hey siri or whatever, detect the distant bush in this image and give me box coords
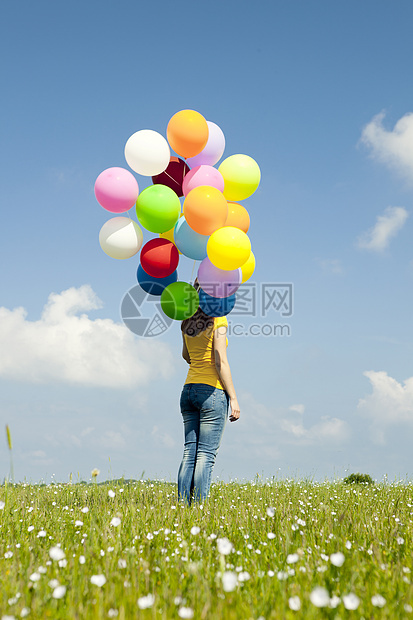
[344,472,374,485]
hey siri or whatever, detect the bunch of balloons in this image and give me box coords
[94,109,260,322]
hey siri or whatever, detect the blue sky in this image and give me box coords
[1,0,413,483]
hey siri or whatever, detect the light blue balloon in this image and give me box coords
[174,217,209,260]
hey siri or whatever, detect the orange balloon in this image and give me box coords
[183,186,228,236]
[225,202,250,233]
[167,110,209,158]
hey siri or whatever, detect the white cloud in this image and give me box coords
[357,206,408,252]
[358,371,413,425]
[97,430,127,450]
[151,426,176,449]
[0,285,174,388]
[289,404,305,415]
[316,259,344,275]
[361,111,413,182]
[236,392,349,449]
[280,416,349,445]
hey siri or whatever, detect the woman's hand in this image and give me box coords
[229,397,240,422]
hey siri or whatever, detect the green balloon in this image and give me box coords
[136,184,181,233]
[161,282,199,321]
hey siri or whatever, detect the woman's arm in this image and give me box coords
[213,325,240,422]
[182,333,191,364]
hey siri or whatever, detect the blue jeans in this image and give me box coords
[178,384,229,505]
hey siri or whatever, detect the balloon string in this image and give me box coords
[190,260,196,285]
[164,171,180,188]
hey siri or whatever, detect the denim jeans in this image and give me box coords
[178,383,229,505]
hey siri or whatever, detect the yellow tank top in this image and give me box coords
[184,316,228,390]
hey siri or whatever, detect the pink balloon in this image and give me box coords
[197,257,241,298]
[94,167,139,213]
[186,121,226,168]
[182,165,224,197]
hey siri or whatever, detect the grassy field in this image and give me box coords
[0,478,412,619]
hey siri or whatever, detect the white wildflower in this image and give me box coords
[90,575,106,587]
[190,526,200,535]
[345,540,352,549]
[238,571,250,582]
[310,587,330,607]
[79,555,85,564]
[118,559,127,569]
[267,532,276,539]
[81,507,89,513]
[37,531,46,538]
[222,571,237,592]
[29,573,41,582]
[21,608,30,617]
[137,594,155,609]
[0,501,5,510]
[4,551,13,559]
[286,553,299,564]
[108,490,115,498]
[329,595,341,608]
[330,552,345,567]
[49,579,59,588]
[178,608,194,619]
[266,507,275,517]
[27,526,34,532]
[397,537,405,545]
[289,596,301,611]
[217,538,233,555]
[343,593,360,610]
[110,517,121,527]
[52,586,66,599]
[372,594,386,608]
[75,520,83,527]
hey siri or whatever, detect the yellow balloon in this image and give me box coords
[159,226,175,244]
[207,226,251,271]
[240,251,255,282]
[218,154,261,201]
[159,213,183,253]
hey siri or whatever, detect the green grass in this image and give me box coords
[0,478,412,619]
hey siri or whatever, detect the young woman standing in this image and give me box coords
[178,305,240,505]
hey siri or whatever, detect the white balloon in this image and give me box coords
[124,129,170,176]
[99,217,143,259]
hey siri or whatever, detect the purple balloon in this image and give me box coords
[197,257,241,298]
[186,121,225,168]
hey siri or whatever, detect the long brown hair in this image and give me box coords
[181,306,215,337]
[181,279,214,337]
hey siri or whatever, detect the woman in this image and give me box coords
[178,297,240,505]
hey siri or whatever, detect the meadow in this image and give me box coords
[0,477,412,619]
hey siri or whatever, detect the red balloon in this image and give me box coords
[140,238,179,278]
[152,157,190,197]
